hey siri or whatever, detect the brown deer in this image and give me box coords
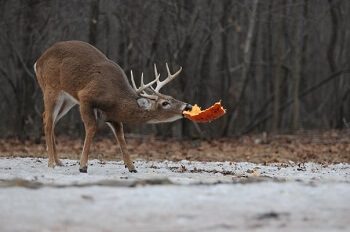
[34,40,192,173]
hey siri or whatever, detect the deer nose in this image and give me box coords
[184,104,192,111]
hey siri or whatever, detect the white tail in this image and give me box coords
[34,40,192,173]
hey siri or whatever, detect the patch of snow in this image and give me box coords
[0,157,349,185]
[0,158,349,232]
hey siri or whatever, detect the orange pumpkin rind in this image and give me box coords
[183,101,226,123]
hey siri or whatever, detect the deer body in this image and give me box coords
[34,40,191,173]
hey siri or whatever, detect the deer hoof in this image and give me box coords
[79,167,88,173]
[55,160,64,166]
[129,169,137,173]
[48,162,55,168]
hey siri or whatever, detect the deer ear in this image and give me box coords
[137,97,152,110]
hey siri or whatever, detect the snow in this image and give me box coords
[0,157,350,231]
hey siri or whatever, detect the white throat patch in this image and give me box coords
[147,115,183,124]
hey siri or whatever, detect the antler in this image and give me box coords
[130,70,159,94]
[153,63,182,92]
[130,63,182,98]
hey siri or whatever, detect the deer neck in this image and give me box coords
[130,101,158,123]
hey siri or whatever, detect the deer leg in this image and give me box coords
[79,103,97,173]
[43,90,58,168]
[51,134,63,166]
[54,92,77,124]
[106,122,136,173]
[49,92,70,166]
[51,107,63,166]
[52,92,78,166]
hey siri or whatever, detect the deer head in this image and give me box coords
[130,63,192,124]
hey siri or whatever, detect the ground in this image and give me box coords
[0,131,350,231]
[1,158,350,232]
[1,130,350,163]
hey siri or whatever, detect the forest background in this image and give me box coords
[1,0,349,140]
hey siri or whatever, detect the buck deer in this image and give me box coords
[34,40,192,173]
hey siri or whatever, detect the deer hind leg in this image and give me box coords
[78,103,97,173]
[106,122,136,173]
[54,91,79,124]
[52,91,79,166]
[43,90,59,168]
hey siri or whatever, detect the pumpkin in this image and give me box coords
[183,101,226,123]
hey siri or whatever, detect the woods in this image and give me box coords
[0,0,350,139]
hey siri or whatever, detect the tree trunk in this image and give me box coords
[271,0,285,133]
[226,0,259,136]
[88,0,100,46]
[292,0,304,131]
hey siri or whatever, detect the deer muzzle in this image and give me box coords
[184,104,193,111]
[182,104,193,117]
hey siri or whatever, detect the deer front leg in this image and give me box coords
[107,122,136,173]
[79,103,97,173]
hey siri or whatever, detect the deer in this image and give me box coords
[34,40,192,173]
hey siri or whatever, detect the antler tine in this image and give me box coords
[165,63,171,76]
[154,63,160,79]
[168,63,183,78]
[130,70,138,91]
[140,72,144,87]
[153,63,161,89]
[154,63,182,92]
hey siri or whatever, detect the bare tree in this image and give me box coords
[1,0,350,139]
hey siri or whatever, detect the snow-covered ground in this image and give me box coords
[0,157,350,232]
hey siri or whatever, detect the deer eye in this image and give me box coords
[161,101,170,108]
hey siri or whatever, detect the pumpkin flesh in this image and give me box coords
[183,102,226,123]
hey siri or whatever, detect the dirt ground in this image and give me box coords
[0,130,349,164]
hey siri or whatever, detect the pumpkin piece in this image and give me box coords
[183,101,226,123]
